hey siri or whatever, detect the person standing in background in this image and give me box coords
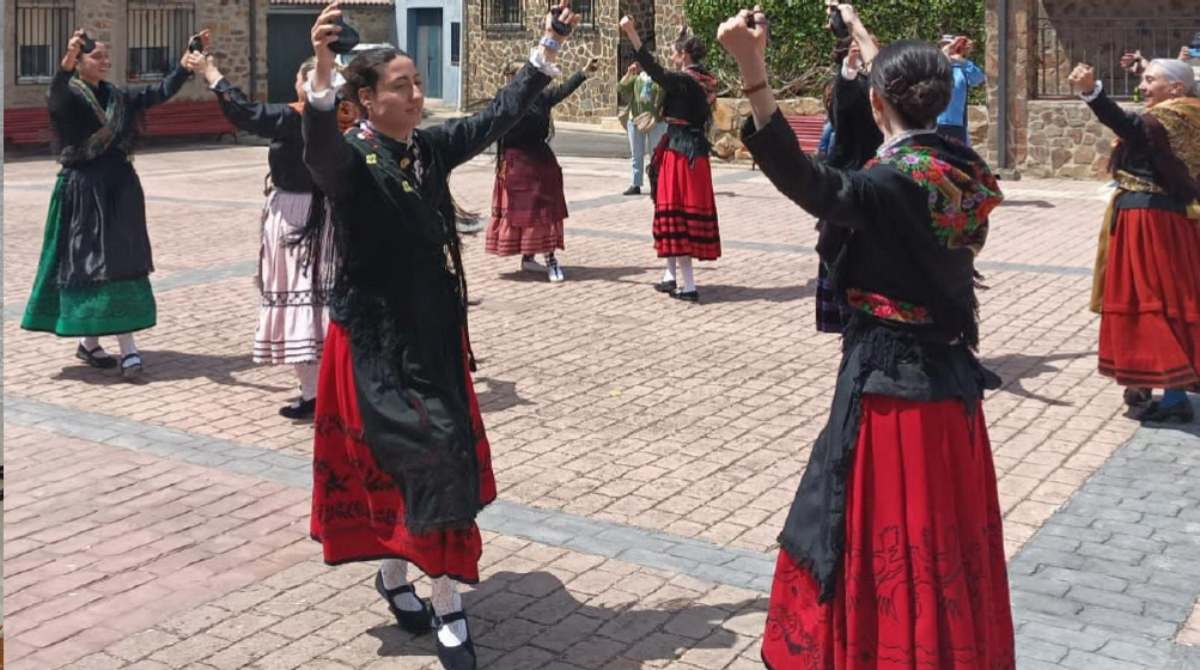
[936,34,985,146]
[619,61,666,195]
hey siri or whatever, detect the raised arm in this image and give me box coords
[188,53,299,139]
[127,53,200,111]
[543,69,588,107]
[212,79,299,139]
[425,62,553,169]
[740,110,883,228]
[424,2,578,168]
[302,4,359,200]
[1069,63,1146,147]
[959,59,986,87]
[49,30,88,114]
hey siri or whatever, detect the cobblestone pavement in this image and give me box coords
[4,145,1200,669]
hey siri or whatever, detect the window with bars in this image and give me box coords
[126,1,195,81]
[548,0,592,28]
[14,1,75,84]
[482,0,523,30]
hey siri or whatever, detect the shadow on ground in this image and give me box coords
[365,570,766,669]
[496,265,657,285]
[51,349,290,392]
[698,277,817,305]
[983,351,1096,406]
[473,377,535,412]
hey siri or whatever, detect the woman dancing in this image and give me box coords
[22,30,205,378]
[718,9,1014,668]
[302,3,577,668]
[619,16,720,302]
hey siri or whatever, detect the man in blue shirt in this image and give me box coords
[936,35,986,146]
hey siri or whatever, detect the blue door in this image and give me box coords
[407,8,443,99]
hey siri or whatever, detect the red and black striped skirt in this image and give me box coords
[1098,207,1200,388]
[651,143,720,261]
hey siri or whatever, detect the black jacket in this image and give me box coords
[212,78,314,193]
[303,62,552,534]
[47,66,189,286]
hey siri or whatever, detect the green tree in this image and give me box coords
[681,0,985,97]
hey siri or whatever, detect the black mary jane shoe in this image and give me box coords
[653,280,677,293]
[671,289,700,303]
[76,344,118,369]
[279,398,317,420]
[433,610,476,670]
[119,353,144,380]
[1137,400,1194,425]
[374,572,433,635]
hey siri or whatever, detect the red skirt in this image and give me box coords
[762,395,1014,670]
[309,321,496,583]
[486,147,567,256]
[1098,207,1200,388]
[652,144,720,260]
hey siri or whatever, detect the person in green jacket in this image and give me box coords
[618,59,666,195]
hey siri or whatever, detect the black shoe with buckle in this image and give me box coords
[623,185,641,196]
[76,344,118,369]
[279,398,316,420]
[120,353,144,379]
[374,572,433,635]
[671,289,700,303]
[433,610,476,670]
[653,279,677,293]
[1137,400,1194,424]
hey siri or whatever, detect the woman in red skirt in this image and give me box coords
[719,9,1014,668]
[302,4,578,669]
[1069,59,1200,423]
[487,58,597,282]
[619,16,719,303]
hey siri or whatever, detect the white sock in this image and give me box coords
[432,577,467,647]
[662,257,677,283]
[295,363,319,402]
[380,559,423,612]
[679,257,696,292]
[116,333,138,357]
[80,336,101,351]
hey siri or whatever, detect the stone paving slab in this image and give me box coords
[4,146,1199,668]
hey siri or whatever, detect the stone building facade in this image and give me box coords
[5,0,270,109]
[4,0,395,115]
[985,0,1198,178]
[464,0,683,120]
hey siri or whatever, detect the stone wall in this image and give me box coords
[1020,99,1134,178]
[465,0,620,120]
[4,0,269,109]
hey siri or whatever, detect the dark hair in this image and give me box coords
[674,26,706,63]
[341,47,411,111]
[867,40,952,129]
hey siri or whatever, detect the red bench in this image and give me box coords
[749,113,826,168]
[4,99,237,146]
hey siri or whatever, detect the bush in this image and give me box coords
[681,0,985,98]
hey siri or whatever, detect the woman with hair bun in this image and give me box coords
[301,2,577,667]
[619,15,720,302]
[718,10,1014,668]
[1070,59,1200,423]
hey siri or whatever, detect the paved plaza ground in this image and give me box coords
[4,142,1200,669]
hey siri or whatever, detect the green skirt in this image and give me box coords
[21,175,156,337]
